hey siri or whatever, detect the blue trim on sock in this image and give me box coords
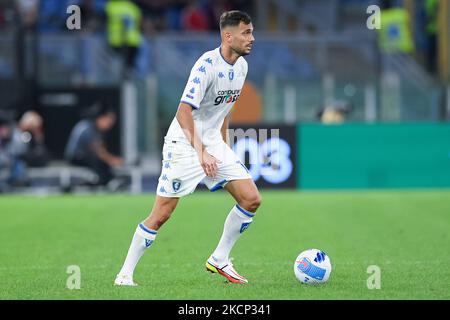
[139,223,157,235]
[235,204,255,218]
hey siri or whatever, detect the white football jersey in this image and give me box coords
[165,47,248,146]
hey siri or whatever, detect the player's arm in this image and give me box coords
[221,114,230,146]
[176,103,220,177]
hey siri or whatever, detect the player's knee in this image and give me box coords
[241,193,262,213]
[251,193,262,212]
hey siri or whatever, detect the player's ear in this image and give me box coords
[222,30,232,44]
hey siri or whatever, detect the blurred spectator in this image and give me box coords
[165,0,188,31]
[12,0,253,34]
[37,0,68,32]
[319,107,346,124]
[181,0,209,31]
[317,101,351,124]
[105,0,143,74]
[378,5,414,54]
[79,0,105,32]
[137,0,169,33]
[15,0,39,29]
[17,111,49,167]
[64,101,123,187]
[0,112,28,189]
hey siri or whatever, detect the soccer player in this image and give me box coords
[115,10,260,286]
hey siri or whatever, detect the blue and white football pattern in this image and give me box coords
[294,249,332,285]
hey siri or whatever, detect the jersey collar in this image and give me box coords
[219,46,237,67]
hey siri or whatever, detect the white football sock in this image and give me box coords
[211,204,254,264]
[118,223,157,277]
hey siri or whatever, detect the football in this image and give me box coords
[294,249,332,284]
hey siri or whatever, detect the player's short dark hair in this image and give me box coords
[219,10,252,31]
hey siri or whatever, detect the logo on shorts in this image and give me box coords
[172,179,182,192]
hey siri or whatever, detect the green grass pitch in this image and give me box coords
[0,190,449,300]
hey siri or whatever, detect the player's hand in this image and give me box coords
[199,150,221,177]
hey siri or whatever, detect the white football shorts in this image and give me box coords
[156,140,252,197]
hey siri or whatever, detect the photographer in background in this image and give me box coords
[17,111,49,168]
[0,113,27,190]
[64,101,123,187]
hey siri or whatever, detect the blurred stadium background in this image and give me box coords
[1,0,450,300]
[1,0,449,193]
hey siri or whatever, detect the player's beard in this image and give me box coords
[231,45,250,57]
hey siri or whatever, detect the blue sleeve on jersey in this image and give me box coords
[180,100,199,110]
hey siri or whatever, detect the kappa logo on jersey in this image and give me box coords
[198,66,206,74]
[172,179,182,192]
[218,72,225,78]
[214,89,241,106]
